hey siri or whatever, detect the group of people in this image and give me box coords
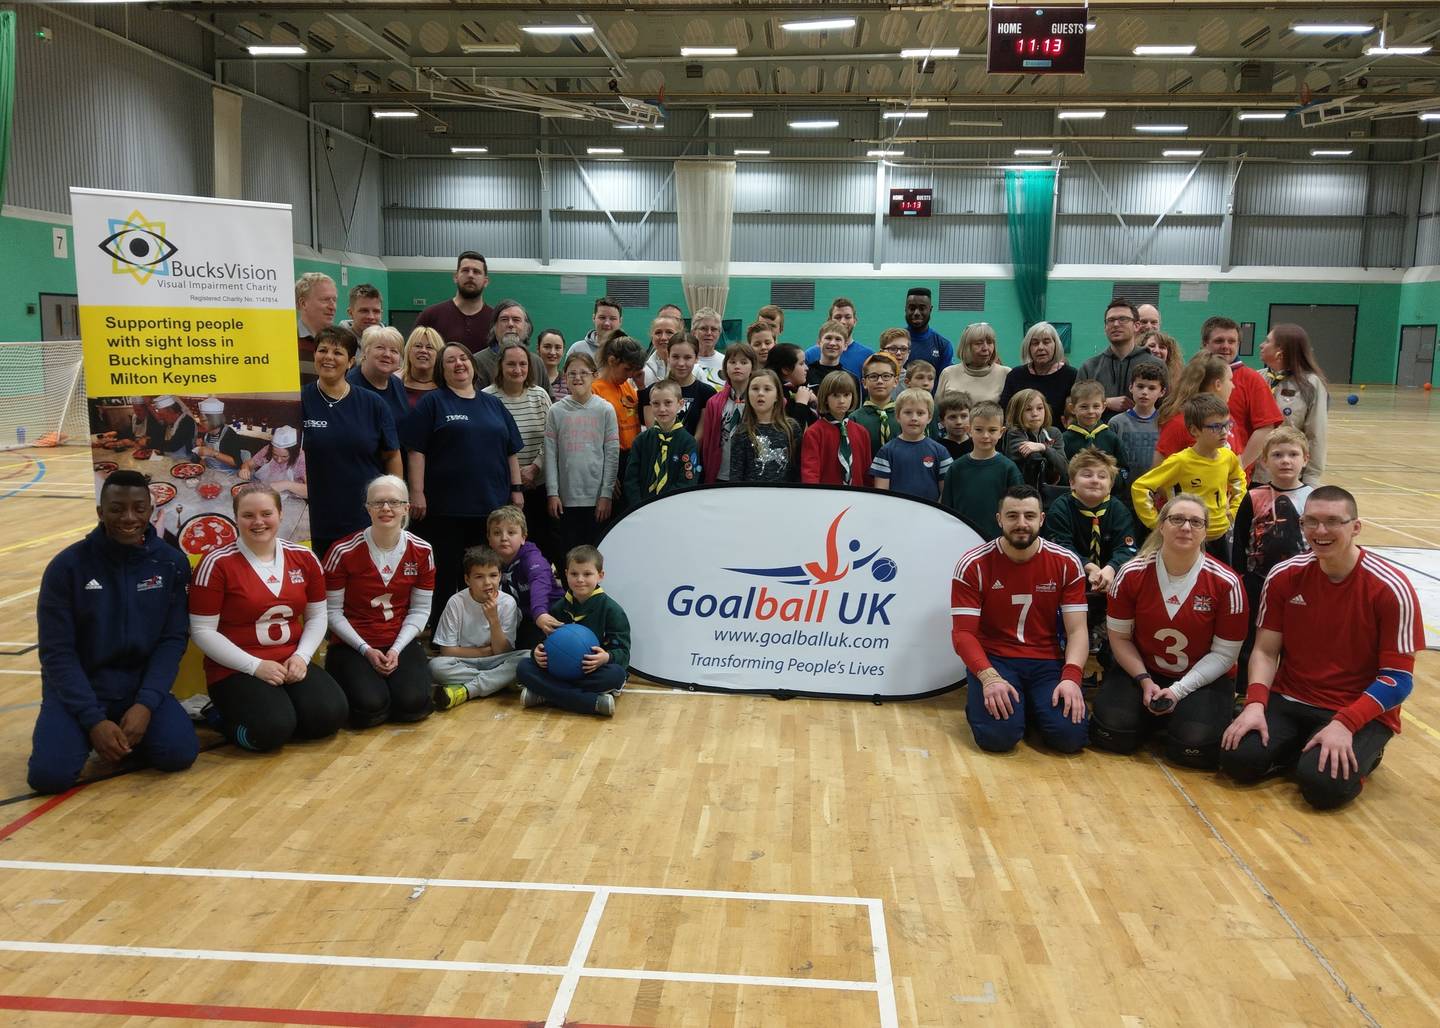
[30,261,1408,814]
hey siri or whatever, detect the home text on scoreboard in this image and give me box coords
[988,6,1088,75]
[888,188,933,217]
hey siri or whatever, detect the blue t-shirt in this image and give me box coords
[907,326,954,371]
[403,388,522,517]
[347,366,410,438]
[301,382,399,542]
[870,436,953,501]
[803,341,874,380]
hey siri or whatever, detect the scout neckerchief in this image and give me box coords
[1072,493,1107,564]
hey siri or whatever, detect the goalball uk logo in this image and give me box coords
[666,508,899,626]
[98,209,179,284]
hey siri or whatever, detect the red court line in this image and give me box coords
[0,786,85,843]
[0,995,648,1027]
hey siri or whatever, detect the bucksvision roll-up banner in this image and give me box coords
[600,485,985,700]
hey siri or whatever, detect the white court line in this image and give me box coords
[0,858,876,907]
[867,899,901,1028]
[546,888,610,1028]
[0,669,40,676]
[0,588,39,608]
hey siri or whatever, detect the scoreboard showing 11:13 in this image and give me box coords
[988,6,1088,75]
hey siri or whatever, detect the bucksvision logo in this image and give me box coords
[666,509,897,625]
[99,209,179,284]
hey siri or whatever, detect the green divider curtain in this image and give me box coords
[1004,168,1056,331]
[0,11,13,208]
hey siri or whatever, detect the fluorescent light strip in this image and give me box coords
[867,150,904,157]
[1058,110,1106,120]
[1014,148,1053,156]
[782,18,857,32]
[734,149,770,155]
[460,43,522,54]
[900,48,960,58]
[248,45,306,56]
[1291,23,1373,35]
[1421,113,1440,122]
[1238,111,1287,121]
[372,110,418,119]
[1134,44,1196,56]
[882,111,928,120]
[450,146,489,154]
[680,46,737,57]
[789,119,840,129]
[522,25,594,36]
[1135,124,1188,133]
[1310,148,1353,157]
[1366,45,1431,56]
[1163,149,1203,157]
[709,110,754,119]
[587,147,624,155]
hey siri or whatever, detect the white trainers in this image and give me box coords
[179,694,211,721]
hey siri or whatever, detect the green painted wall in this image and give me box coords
[1397,277,1440,388]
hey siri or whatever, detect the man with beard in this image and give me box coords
[474,301,545,390]
[1078,297,1162,419]
[904,287,954,372]
[951,485,1091,754]
[414,251,496,354]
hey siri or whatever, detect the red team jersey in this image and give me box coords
[1255,549,1422,733]
[323,530,436,650]
[190,541,327,685]
[1107,554,1248,677]
[951,540,1087,661]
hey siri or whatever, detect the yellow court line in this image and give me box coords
[0,522,94,556]
[1402,710,1440,744]
[1361,476,1440,502]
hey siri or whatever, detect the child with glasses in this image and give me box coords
[878,328,911,368]
[853,352,901,456]
[1131,393,1246,564]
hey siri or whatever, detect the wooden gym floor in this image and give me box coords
[0,386,1438,1027]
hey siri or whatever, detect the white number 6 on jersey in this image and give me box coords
[256,604,294,646]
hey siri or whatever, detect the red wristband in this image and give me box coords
[1244,682,1271,707]
[1061,663,1084,686]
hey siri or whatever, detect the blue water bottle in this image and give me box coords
[16,426,26,445]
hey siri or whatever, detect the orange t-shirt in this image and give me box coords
[592,378,641,450]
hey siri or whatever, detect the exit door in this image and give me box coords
[1397,325,1436,389]
[1267,304,1357,383]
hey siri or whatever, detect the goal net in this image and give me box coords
[0,340,89,450]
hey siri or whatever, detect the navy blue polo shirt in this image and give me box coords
[347,366,410,436]
[402,388,522,517]
[301,382,399,542]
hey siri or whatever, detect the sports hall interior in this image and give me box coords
[2,2,1440,1025]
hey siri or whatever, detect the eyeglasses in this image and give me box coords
[1104,316,1134,325]
[1203,421,1233,433]
[366,499,409,510]
[883,346,910,356]
[565,370,595,381]
[1300,516,1356,531]
[863,372,897,382]
[1163,515,1207,530]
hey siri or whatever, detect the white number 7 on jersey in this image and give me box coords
[1010,594,1032,643]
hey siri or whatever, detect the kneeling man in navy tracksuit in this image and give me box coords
[28,469,198,793]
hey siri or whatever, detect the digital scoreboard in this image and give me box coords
[988,6,1088,75]
[888,188,933,217]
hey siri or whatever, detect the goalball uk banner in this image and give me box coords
[71,188,297,398]
[600,485,985,699]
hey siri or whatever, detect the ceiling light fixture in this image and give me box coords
[1134,44,1196,56]
[1420,112,1440,122]
[680,46,738,57]
[1015,148,1054,156]
[709,110,754,119]
[450,146,489,154]
[900,47,960,59]
[1058,110,1106,120]
[1163,149,1204,157]
[1238,111,1287,121]
[1135,124,1188,133]
[1310,148,1354,156]
[789,119,840,129]
[882,111,928,120]
[1365,45,1431,56]
[1291,23,1374,35]
[372,110,419,119]
[522,25,595,36]
[248,45,306,56]
[587,147,624,155]
[734,148,771,155]
[459,42,522,54]
[782,18,857,32]
[867,149,904,157]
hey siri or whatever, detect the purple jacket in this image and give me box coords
[502,541,559,621]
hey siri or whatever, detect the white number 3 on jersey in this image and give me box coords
[1152,628,1190,674]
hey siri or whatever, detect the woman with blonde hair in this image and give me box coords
[1138,329,1184,395]
[937,322,1010,405]
[401,325,443,407]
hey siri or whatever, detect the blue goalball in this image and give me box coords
[545,623,600,681]
[1347,393,1359,405]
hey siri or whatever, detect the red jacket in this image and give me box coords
[800,417,873,487]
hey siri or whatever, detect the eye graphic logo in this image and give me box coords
[725,508,894,586]
[98,209,178,284]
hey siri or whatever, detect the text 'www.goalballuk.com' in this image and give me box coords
[709,627,891,650]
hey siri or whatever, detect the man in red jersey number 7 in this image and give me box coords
[1220,486,1423,809]
[951,485,1091,753]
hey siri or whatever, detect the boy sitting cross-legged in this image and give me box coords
[429,546,525,711]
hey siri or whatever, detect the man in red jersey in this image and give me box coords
[1221,487,1423,809]
[951,486,1092,753]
